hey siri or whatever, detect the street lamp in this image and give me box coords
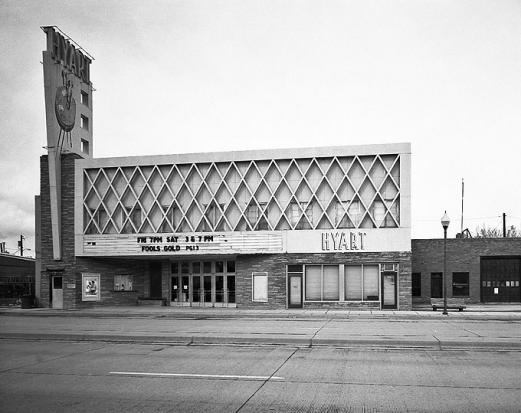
[441,211,450,315]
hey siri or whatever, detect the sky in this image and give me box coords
[1,0,520,257]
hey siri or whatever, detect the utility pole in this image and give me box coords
[18,235,24,256]
[503,213,507,238]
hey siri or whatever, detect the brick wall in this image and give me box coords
[235,251,412,310]
[412,238,521,303]
[39,154,148,308]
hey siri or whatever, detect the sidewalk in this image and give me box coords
[1,303,521,320]
[1,305,521,351]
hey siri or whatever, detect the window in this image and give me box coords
[412,272,421,296]
[80,90,89,107]
[114,275,134,291]
[345,265,379,301]
[192,262,201,273]
[305,265,339,301]
[452,272,469,297]
[289,203,300,227]
[373,200,385,227]
[123,206,142,233]
[81,139,89,155]
[296,203,313,229]
[181,262,190,274]
[252,272,268,302]
[215,261,224,273]
[80,115,89,131]
[348,200,361,226]
[226,261,235,273]
[247,203,259,228]
[160,205,175,232]
[431,273,443,298]
[363,265,379,300]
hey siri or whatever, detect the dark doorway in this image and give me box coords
[481,258,521,303]
[150,262,162,298]
[431,273,443,298]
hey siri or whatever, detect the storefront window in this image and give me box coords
[345,265,380,301]
[305,265,321,300]
[345,265,362,300]
[114,275,133,291]
[305,265,339,301]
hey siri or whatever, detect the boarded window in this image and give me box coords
[252,272,268,302]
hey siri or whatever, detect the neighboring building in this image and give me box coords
[38,143,412,310]
[0,254,35,306]
[412,238,521,305]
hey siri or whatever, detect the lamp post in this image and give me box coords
[441,211,450,315]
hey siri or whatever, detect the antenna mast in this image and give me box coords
[460,178,464,235]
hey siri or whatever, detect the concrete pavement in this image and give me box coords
[1,305,521,350]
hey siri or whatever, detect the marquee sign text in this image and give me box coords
[137,234,216,252]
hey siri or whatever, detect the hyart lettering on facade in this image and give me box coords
[321,231,366,251]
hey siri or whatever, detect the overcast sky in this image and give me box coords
[1,0,520,257]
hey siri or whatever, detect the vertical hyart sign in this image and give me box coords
[42,26,94,260]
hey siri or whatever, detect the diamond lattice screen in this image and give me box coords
[83,155,401,234]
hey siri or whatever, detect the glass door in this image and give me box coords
[381,272,397,309]
[171,260,236,307]
[288,275,302,308]
[203,275,212,306]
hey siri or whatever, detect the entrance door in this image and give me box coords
[51,276,63,309]
[288,275,303,308]
[150,262,162,298]
[381,272,397,309]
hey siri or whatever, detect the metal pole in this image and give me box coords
[443,227,448,315]
[503,213,506,237]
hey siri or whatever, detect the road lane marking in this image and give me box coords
[109,371,285,381]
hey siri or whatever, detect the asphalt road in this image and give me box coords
[1,339,520,412]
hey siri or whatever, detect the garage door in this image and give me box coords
[481,258,521,303]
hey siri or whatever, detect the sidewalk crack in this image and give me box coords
[310,319,332,348]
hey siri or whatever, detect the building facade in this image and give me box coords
[412,238,521,305]
[38,143,413,310]
[0,254,35,306]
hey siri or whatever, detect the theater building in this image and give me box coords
[38,143,412,310]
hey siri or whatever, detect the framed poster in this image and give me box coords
[82,273,100,301]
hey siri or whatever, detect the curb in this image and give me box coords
[1,309,521,321]
[1,332,520,351]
